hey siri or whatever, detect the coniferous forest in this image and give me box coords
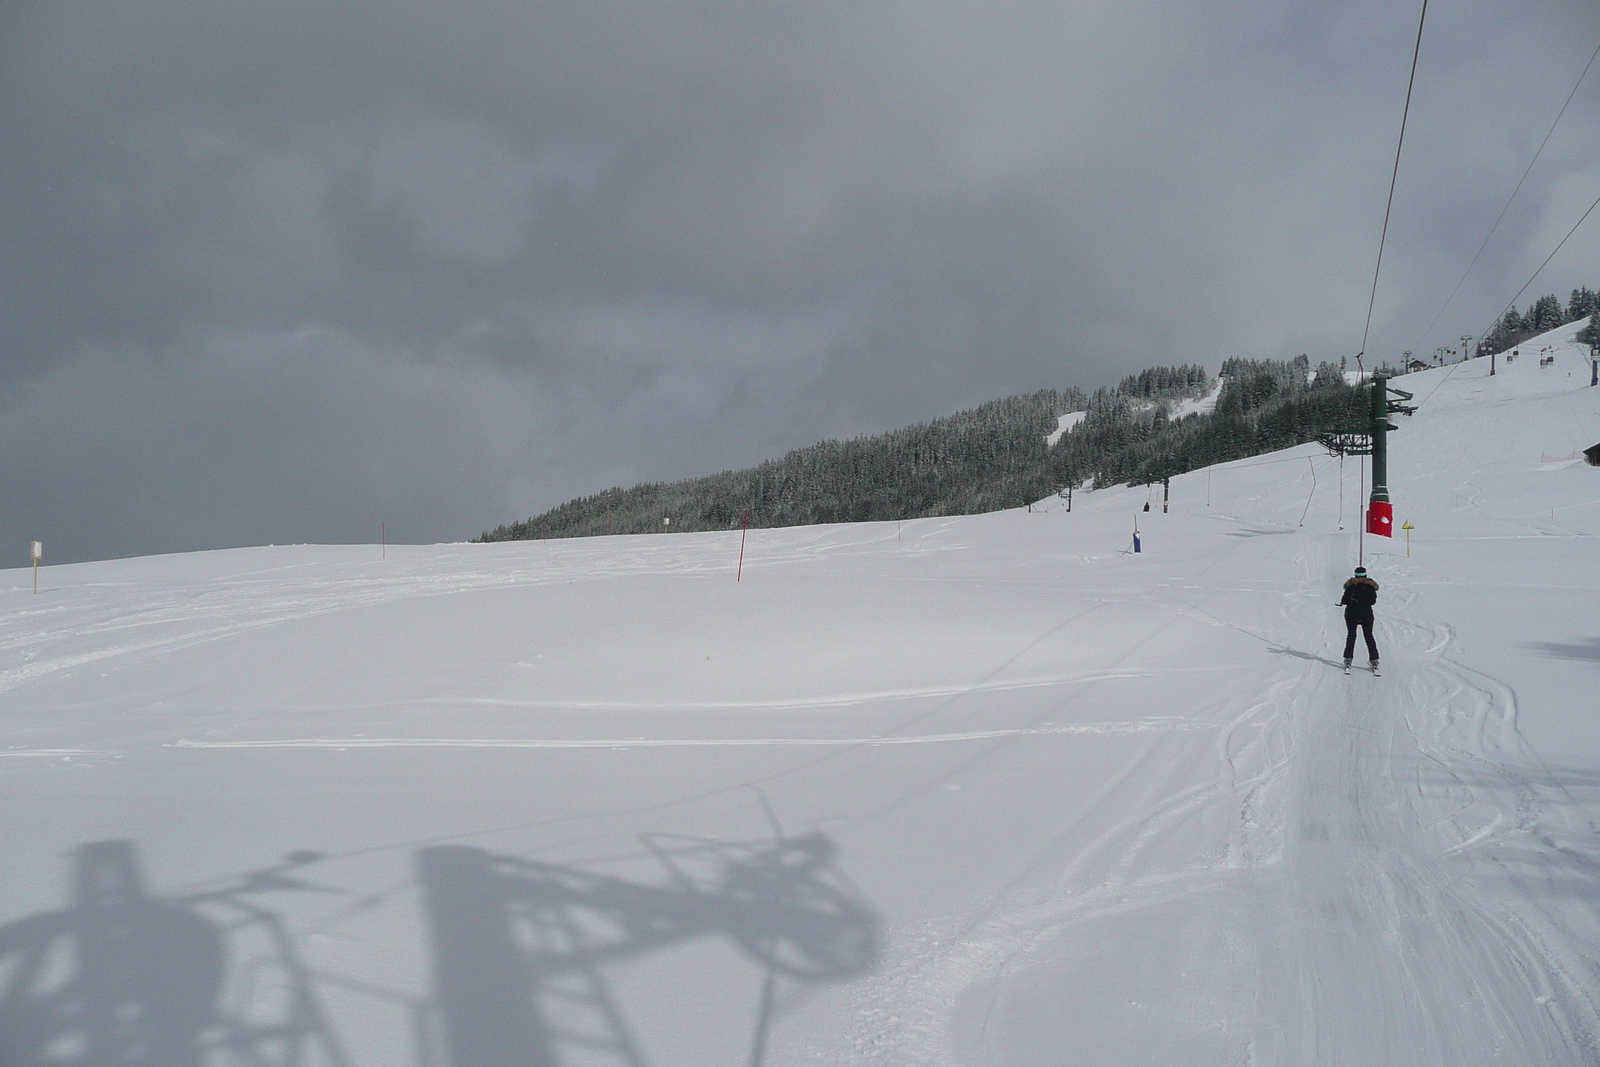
[1478,287,1598,356]
[476,357,1377,542]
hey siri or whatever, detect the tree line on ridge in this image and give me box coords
[475,357,1377,542]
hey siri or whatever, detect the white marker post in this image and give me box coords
[30,540,41,594]
[737,511,749,581]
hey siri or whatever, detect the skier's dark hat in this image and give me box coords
[1353,566,1367,577]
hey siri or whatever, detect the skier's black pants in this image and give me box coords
[1343,614,1378,662]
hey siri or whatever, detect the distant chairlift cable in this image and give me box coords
[1414,189,1600,413]
[1416,39,1600,354]
[1477,191,1600,345]
[1357,0,1431,372]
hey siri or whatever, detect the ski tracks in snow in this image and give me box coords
[1258,538,1600,1064]
[835,524,1600,1066]
[829,526,1314,1065]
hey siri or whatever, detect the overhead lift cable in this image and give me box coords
[1415,40,1600,354]
[1414,188,1600,413]
[1357,0,1431,372]
[1478,192,1600,344]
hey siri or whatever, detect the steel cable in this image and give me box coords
[1358,0,1431,371]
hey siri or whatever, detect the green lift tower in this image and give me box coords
[1365,374,1415,537]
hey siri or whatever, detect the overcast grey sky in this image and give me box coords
[3,0,1597,563]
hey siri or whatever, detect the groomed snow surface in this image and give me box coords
[4,322,1600,1066]
[1169,376,1226,419]
[1044,410,1087,447]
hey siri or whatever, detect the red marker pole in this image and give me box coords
[737,511,749,581]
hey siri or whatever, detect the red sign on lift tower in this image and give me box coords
[1366,500,1393,536]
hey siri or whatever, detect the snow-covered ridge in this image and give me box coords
[1046,375,1224,448]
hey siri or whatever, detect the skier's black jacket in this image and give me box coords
[1338,576,1379,621]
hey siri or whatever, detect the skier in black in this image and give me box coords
[1338,566,1380,674]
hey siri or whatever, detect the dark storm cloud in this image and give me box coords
[2,1,1597,562]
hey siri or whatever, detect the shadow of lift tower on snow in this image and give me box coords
[416,831,880,1067]
[0,840,348,1067]
[0,831,879,1067]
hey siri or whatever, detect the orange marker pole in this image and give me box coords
[737,511,749,581]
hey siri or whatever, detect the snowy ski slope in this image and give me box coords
[2,320,1599,1065]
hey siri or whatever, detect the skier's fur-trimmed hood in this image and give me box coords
[1340,575,1379,611]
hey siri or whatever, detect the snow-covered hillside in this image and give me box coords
[3,322,1599,1065]
[1170,374,1226,418]
[1044,410,1086,446]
